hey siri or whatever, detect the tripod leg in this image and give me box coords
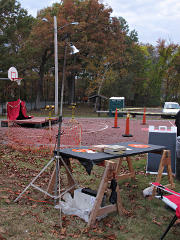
[54,157,60,205]
[44,166,56,199]
[60,156,77,186]
[14,157,55,202]
[160,215,177,240]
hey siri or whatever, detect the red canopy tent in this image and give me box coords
[7,99,32,120]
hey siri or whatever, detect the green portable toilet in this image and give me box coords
[109,97,125,117]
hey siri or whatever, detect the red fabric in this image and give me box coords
[7,99,31,120]
[7,99,21,120]
[152,182,180,197]
[165,195,180,208]
[152,182,180,219]
[20,100,29,118]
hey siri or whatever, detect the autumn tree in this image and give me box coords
[88,17,142,106]
[143,40,180,106]
[171,50,180,101]
[22,17,54,107]
[4,0,180,109]
[0,0,34,102]
[157,40,179,102]
[25,0,140,107]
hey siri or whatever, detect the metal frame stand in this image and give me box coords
[14,39,76,204]
[14,39,80,231]
[14,116,78,203]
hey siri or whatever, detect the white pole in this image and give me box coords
[60,40,68,117]
[54,16,58,115]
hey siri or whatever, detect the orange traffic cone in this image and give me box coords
[142,107,146,125]
[122,113,133,137]
[112,108,119,128]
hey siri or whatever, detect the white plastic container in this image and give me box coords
[74,188,96,211]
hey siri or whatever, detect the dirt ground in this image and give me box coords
[0,115,179,240]
[0,116,176,148]
[79,117,176,145]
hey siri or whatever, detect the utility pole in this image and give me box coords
[54,16,58,115]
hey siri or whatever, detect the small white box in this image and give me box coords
[74,188,96,211]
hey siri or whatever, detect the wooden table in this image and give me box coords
[48,141,174,227]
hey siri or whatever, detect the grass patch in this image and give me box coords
[1,144,180,240]
[28,103,107,118]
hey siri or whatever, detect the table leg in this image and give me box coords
[126,157,135,179]
[116,157,135,181]
[88,160,125,228]
[65,158,77,193]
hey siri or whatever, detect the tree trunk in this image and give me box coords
[67,74,75,104]
[36,68,44,109]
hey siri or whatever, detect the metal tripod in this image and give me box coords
[14,116,78,203]
[14,37,78,203]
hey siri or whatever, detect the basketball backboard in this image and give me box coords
[8,67,18,81]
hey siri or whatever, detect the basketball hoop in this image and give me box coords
[12,78,23,86]
[8,67,23,85]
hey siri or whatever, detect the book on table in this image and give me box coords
[91,145,110,152]
[104,145,126,155]
[91,144,126,154]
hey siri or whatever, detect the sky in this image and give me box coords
[19,0,180,46]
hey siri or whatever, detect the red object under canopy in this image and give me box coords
[7,99,31,120]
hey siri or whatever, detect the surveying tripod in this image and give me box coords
[14,116,78,203]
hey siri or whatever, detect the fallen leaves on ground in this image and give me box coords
[174,218,180,226]
[152,217,162,226]
[60,227,66,235]
[105,233,117,240]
